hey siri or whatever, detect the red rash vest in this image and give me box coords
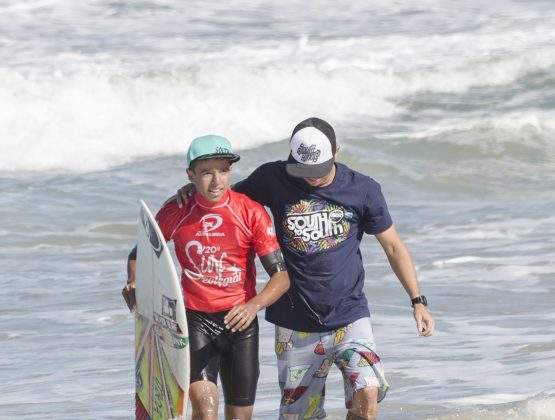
[156,189,280,313]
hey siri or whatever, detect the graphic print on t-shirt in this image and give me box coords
[282,199,352,254]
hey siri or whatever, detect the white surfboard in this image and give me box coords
[135,200,190,420]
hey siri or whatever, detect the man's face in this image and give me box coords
[187,158,232,203]
[303,165,336,188]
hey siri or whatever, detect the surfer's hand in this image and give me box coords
[414,305,435,337]
[224,303,259,332]
[122,281,136,313]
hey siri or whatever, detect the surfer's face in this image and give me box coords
[187,158,232,203]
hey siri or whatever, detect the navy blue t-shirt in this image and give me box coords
[234,161,393,332]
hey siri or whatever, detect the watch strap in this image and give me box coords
[411,295,427,307]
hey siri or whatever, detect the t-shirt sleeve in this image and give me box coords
[233,163,274,207]
[249,201,281,257]
[362,179,393,235]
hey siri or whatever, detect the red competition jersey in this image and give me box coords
[156,189,280,312]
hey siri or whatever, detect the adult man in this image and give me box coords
[122,135,290,420]
[176,119,435,420]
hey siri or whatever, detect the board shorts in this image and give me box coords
[275,317,389,419]
[187,308,260,406]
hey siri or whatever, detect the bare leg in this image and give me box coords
[189,380,219,420]
[347,386,378,420]
[225,404,254,420]
[346,411,367,420]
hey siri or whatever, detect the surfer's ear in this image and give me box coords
[186,167,195,181]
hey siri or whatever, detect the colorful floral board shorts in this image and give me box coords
[275,317,389,420]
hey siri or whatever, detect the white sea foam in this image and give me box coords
[0,1,554,172]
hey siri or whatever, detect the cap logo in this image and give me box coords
[296,143,321,163]
[290,126,333,165]
[215,146,231,154]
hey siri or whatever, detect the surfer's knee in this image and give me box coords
[348,386,378,420]
[190,380,219,420]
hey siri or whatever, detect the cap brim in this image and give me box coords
[286,154,334,179]
[193,153,240,164]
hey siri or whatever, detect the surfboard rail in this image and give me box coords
[134,200,190,420]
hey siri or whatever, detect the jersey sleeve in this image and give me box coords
[362,178,393,235]
[154,201,181,242]
[248,201,281,257]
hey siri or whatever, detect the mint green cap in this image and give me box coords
[187,135,240,166]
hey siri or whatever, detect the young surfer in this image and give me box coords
[123,135,290,420]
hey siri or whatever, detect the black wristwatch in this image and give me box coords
[411,295,427,307]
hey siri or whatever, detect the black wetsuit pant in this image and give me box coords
[187,308,260,406]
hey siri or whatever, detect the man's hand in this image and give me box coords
[122,281,136,312]
[414,305,435,336]
[224,302,260,332]
[164,183,196,207]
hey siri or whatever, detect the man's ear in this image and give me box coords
[186,168,194,182]
[334,145,341,158]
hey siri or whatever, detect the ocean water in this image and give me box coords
[1,0,554,419]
